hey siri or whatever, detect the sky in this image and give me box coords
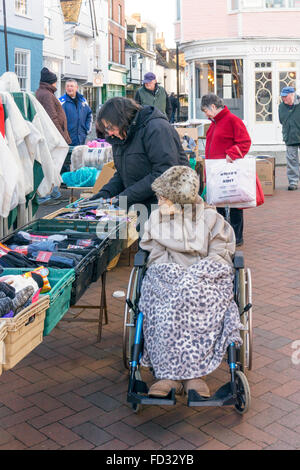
[125,0,177,48]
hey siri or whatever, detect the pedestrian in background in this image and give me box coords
[169,92,178,123]
[201,93,251,246]
[35,68,71,144]
[59,79,93,147]
[35,67,71,202]
[278,86,300,191]
[135,72,172,120]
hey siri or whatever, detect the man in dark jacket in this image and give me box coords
[91,97,189,215]
[135,73,172,120]
[59,79,93,146]
[278,86,300,190]
[35,67,71,202]
[35,68,71,144]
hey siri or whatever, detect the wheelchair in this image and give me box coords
[123,249,253,414]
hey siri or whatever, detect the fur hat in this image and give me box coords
[152,166,200,205]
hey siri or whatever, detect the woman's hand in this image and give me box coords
[226,155,233,163]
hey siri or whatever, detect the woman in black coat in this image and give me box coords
[91,97,189,213]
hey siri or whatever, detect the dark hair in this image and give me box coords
[201,93,224,111]
[97,97,141,139]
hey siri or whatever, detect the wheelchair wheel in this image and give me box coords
[238,268,253,372]
[245,268,253,371]
[234,370,251,415]
[123,267,139,369]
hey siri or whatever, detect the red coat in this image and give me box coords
[205,106,251,160]
[0,97,4,138]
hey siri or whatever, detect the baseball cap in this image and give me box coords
[143,72,156,84]
[280,86,295,97]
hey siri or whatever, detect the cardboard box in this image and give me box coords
[256,156,275,196]
[92,161,116,194]
[175,127,199,158]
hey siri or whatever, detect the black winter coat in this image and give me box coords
[97,106,189,211]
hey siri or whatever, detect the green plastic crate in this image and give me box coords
[0,268,75,336]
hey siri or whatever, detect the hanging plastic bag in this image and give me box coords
[205,157,256,208]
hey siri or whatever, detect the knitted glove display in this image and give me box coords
[0,281,16,299]
[0,297,14,317]
[12,286,35,314]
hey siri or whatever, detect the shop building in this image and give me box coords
[0,0,44,92]
[175,0,300,155]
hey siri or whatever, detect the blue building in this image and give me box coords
[0,0,44,92]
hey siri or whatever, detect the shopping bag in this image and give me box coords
[205,157,257,208]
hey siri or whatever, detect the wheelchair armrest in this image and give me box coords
[134,249,149,268]
[233,251,244,269]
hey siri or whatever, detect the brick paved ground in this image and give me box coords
[0,166,299,450]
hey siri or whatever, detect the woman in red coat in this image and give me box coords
[201,94,251,246]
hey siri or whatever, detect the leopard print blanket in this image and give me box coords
[139,258,243,380]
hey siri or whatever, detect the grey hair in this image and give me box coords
[66,79,78,85]
[201,93,224,111]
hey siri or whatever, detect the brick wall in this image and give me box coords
[108,0,125,64]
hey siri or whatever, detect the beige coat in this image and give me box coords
[140,201,236,268]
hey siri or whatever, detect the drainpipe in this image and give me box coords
[2,0,9,71]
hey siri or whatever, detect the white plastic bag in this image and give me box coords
[205,157,256,208]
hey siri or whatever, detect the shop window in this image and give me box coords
[216,59,244,119]
[279,71,296,93]
[255,71,273,121]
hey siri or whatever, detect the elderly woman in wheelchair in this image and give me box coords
[125,166,252,413]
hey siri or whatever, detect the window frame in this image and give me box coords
[15,0,29,17]
[14,48,31,92]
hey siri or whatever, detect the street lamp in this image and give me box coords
[138,54,143,85]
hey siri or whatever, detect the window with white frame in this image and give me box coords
[15,49,30,91]
[118,4,122,24]
[71,36,80,64]
[44,17,52,37]
[118,38,122,64]
[15,0,28,16]
[109,34,113,62]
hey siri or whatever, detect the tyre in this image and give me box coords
[234,370,251,415]
[123,268,138,369]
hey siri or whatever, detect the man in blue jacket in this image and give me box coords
[59,79,93,146]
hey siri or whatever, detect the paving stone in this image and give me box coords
[106,422,149,446]
[40,423,81,446]
[7,422,48,447]
[72,422,112,446]
[86,391,120,412]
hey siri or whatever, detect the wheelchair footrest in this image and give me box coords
[127,383,176,406]
[187,382,235,407]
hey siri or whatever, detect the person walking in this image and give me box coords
[35,67,71,202]
[89,97,189,221]
[59,79,93,147]
[278,86,300,191]
[201,93,251,246]
[135,72,172,119]
[169,92,178,123]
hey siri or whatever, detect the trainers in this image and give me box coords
[288,185,298,191]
